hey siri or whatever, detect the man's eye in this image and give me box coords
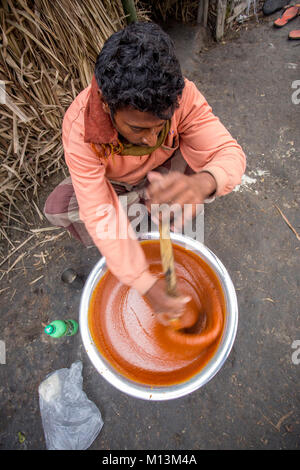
[130,127,143,133]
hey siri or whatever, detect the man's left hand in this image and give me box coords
[146,170,216,226]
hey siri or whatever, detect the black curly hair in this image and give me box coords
[94,22,185,120]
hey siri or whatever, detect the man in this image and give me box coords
[44,22,246,324]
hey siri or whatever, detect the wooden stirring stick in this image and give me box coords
[159,218,177,297]
[159,218,185,329]
[159,218,198,330]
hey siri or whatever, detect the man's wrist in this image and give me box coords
[133,271,157,296]
[191,171,217,200]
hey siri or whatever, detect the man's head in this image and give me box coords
[95,22,185,147]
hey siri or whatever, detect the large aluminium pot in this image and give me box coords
[79,232,238,401]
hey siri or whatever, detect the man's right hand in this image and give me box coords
[144,278,191,326]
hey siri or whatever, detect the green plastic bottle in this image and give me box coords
[44,319,79,338]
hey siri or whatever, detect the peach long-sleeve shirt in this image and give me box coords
[62,78,246,294]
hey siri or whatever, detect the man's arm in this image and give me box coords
[177,79,246,196]
[62,111,157,295]
[146,80,246,222]
[145,81,246,322]
[62,107,194,323]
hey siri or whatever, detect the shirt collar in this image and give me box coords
[83,74,119,145]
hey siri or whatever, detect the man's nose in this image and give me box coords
[142,129,158,147]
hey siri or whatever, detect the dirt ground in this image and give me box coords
[0,12,299,450]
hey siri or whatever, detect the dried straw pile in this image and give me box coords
[148,0,199,23]
[0,0,148,243]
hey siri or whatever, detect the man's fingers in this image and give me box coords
[147,172,184,200]
[156,185,186,206]
[173,295,191,305]
[156,313,171,326]
[170,295,191,316]
[147,171,165,183]
[161,295,191,318]
[148,171,182,184]
[156,296,191,326]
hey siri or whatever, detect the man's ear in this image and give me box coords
[97,89,110,115]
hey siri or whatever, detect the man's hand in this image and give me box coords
[144,278,191,326]
[146,171,216,227]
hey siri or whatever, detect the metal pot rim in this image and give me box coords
[79,232,238,401]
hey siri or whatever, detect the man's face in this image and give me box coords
[113,107,166,147]
[101,96,166,147]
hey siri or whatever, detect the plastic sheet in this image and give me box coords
[39,361,103,450]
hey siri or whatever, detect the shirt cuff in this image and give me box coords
[131,270,158,296]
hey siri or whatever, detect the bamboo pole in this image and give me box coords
[121,0,138,23]
[216,0,227,41]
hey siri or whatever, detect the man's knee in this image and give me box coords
[44,178,76,227]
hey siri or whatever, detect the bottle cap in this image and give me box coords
[44,324,55,335]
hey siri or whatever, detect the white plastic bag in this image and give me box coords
[39,361,103,450]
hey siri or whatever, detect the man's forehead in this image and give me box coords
[116,107,166,128]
